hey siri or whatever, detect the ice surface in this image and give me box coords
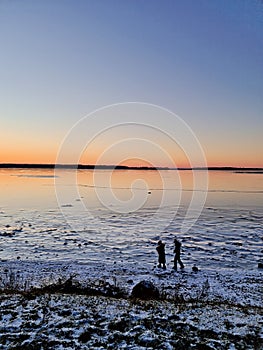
[0,169,262,348]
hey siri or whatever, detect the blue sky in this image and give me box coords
[0,0,262,166]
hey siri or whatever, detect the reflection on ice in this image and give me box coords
[0,168,262,271]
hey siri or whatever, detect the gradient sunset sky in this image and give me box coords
[0,0,262,167]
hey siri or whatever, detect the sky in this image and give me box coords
[0,0,262,167]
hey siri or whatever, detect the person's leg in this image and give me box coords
[178,259,184,269]
[173,255,178,270]
[161,255,166,269]
[177,253,184,268]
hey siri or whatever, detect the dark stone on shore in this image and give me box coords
[79,329,92,343]
[131,280,159,300]
[258,262,263,269]
[192,265,199,272]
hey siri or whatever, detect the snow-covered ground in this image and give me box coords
[0,261,262,349]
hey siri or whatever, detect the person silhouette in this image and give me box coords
[173,238,184,271]
[156,240,166,269]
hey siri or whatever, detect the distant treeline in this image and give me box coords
[0,163,262,172]
[0,163,167,170]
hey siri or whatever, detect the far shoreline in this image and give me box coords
[0,163,263,172]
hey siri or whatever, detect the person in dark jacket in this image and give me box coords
[173,238,184,271]
[156,240,166,269]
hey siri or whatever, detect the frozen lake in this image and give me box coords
[0,168,262,271]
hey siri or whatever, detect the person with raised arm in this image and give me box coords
[156,240,166,270]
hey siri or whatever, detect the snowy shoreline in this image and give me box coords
[0,260,262,349]
[0,260,262,305]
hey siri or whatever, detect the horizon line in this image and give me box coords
[0,163,263,172]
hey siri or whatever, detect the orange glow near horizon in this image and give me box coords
[1,138,262,168]
[1,148,58,164]
[1,149,263,168]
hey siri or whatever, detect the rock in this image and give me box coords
[258,262,263,269]
[79,329,92,343]
[131,280,159,299]
[192,265,199,272]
